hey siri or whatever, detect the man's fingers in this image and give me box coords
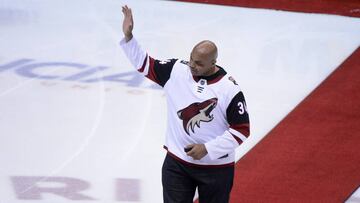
[122,7,128,18]
[185,144,207,160]
[122,5,129,16]
[124,7,129,16]
[186,145,197,157]
[125,6,131,17]
[127,8,133,22]
[188,150,200,160]
[186,148,194,156]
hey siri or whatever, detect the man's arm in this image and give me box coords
[186,89,250,161]
[205,90,250,160]
[120,5,177,87]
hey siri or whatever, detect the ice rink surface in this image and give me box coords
[1,0,360,202]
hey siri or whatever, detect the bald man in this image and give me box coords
[120,5,250,203]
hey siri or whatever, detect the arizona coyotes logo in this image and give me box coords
[177,98,218,135]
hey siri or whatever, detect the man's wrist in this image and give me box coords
[125,33,133,42]
[201,144,208,154]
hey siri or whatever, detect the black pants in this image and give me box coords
[162,154,234,203]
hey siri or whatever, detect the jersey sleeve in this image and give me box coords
[204,89,250,160]
[226,91,250,145]
[120,37,177,87]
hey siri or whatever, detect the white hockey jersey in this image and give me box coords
[120,37,250,167]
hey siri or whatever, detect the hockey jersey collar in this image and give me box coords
[192,66,227,85]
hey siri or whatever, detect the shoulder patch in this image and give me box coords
[180,60,190,65]
[228,76,238,85]
[159,59,172,64]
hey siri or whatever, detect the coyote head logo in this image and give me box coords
[177,98,218,135]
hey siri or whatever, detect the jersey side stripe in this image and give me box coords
[229,128,247,142]
[230,123,250,137]
[145,57,160,84]
[230,133,244,145]
[138,54,148,73]
[143,55,150,76]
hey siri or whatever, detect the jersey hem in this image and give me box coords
[163,145,235,168]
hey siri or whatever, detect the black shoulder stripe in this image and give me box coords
[226,91,249,126]
[152,58,178,87]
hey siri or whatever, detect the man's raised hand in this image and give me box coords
[122,5,133,42]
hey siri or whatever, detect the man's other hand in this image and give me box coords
[186,144,208,160]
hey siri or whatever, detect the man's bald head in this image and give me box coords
[192,40,218,62]
[189,40,219,76]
